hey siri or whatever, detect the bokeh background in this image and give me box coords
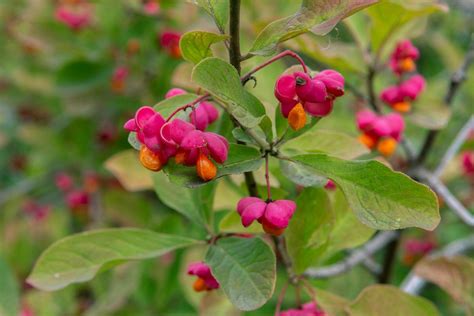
[1,1,473,315]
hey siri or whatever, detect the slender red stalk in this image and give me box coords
[275,281,289,316]
[166,94,209,122]
[242,50,309,83]
[166,50,308,122]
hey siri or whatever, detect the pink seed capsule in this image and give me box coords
[275,74,297,103]
[303,100,334,117]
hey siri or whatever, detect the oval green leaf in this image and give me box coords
[249,0,378,56]
[206,237,276,311]
[27,228,200,291]
[290,154,440,230]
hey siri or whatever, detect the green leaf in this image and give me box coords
[162,143,263,188]
[414,256,474,309]
[232,127,254,144]
[348,285,439,316]
[84,263,141,316]
[249,0,378,56]
[180,31,228,64]
[195,0,229,32]
[192,58,265,129]
[56,59,111,94]
[280,129,369,159]
[206,237,276,311]
[259,115,274,143]
[153,172,215,227]
[279,129,369,187]
[0,256,19,316]
[218,144,263,177]
[289,34,366,74]
[289,154,440,230]
[286,188,333,273]
[104,149,153,192]
[219,211,264,234]
[314,288,350,316]
[153,93,198,117]
[27,228,200,291]
[325,189,375,256]
[367,1,447,57]
[280,159,327,187]
[407,80,451,130]
[407,103,451,130]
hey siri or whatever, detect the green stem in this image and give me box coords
[228,0,260,198]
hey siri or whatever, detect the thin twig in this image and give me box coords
[361,254,382,275]
[434,116,474,177]
[416,37,474,165]
[415,168,474,226]
[303,231,397,278]
[401,234,474,294]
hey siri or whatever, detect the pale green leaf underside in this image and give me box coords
[194,0,229,32]
[281,129,370,159]
[290,154,440,230]
[348,285,439,316]
[280,129,369,187]
[249,0,378,55]
[192,58,265,129]
[153,172,214,227]
[326,189,375,256]
[104,149,153,192]
[27,228,200,291]
[180,31,228,64]
[415,256,474,308]
[206,237,276,311]
[286,188,333,273]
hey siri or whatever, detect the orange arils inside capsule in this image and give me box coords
[262,222,285,236]
[358,133,377,149]
[139,146,163,171]
[288,103,307,131]
[377,138,398,157]
[196,153,217,181]
[193,278,208,292]
[399,58,416,73]
[392,101,411,113]
[174,149,187,165]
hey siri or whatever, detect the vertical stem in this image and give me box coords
[229,0,241,75]
[265,155,272,200]
[228,0,259,197]
[378,231,401,283]
[367,66,380,113]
